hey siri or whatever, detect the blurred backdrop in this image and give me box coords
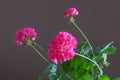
[0,0,120,80]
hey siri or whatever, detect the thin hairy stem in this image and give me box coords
[71,19,94,58]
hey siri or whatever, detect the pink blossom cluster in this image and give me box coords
[48,31,77,64]
[64,8,79,17]
[15,27,37,45]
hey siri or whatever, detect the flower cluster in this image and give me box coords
[64,8,79,17]
[15,7,119,80]
[15,27,37,45]
[48,31,77,64]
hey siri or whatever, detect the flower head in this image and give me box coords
[48,31,77,64]
[64,8,79,17]
[23,27,37,41]
[15,27,37,45]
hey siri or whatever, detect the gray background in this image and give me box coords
[0,0,120,80]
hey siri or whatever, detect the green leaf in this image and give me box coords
[77,42,91,55]
[104,46,117,55]
[80,46,91,55]
[100,41,114,52]
[48,64,57,80]
[57,71,66,80]
[62,55,94,79]
[95,43,116,68]
[96,54,110,69]
[114,77,120,80]
[99,41,116,55]
[98,74,111,80]
[81,71,93,80]
[77,41,87,50]
[38,65,51,80]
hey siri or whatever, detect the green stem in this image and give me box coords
[71,20,94,56]
[101,41,114,52]
[35,42,48,54]
[76,53,103,76]
[31,44,50,63]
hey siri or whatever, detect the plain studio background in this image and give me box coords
[0,0,120,80]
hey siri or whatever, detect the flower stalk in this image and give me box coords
[71,18,94,57]
[30,43,50,63]
[35,42,48,54]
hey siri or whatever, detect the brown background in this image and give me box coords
[0,0,120,80]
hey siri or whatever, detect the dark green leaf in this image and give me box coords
[77,42,87,50]
[98,74,110,80]
[80,46,91,55]
[48,64,57,80]
[57,71,66,80]
[104,46,117,55]
[76,42,91,55]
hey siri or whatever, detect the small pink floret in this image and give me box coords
[48,31,77,64]
[23,27,37,41]
[64,8,79,17]
[15,27,37,45]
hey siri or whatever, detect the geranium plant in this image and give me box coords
[15,8,120,80]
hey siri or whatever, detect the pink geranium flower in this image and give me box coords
[15,29,25,45]
[23,27,37,41]
[15,27,37,45]
[64,8,79,17]
[48,31,77,64]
